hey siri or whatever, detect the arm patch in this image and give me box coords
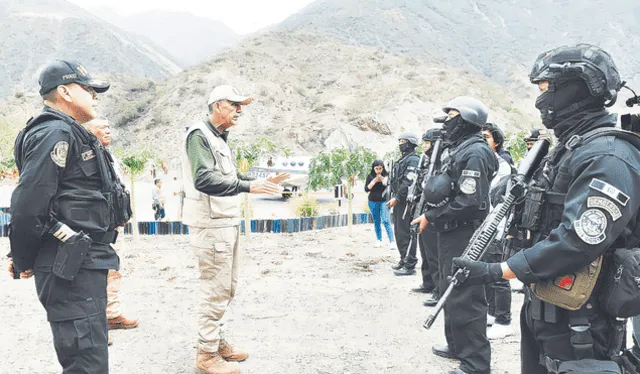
[588,178,629,206]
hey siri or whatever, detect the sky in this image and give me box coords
[67,0,317,35]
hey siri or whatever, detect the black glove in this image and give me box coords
[451,257,503,286]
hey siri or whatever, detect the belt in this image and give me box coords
[432,219,482,231]
[89,230,118,244]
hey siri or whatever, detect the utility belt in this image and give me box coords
[430,219,482,232]
[89,230,119,245]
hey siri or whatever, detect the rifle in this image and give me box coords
[403,152,427,220]
[423,138,550,329]
[396,138,445,263]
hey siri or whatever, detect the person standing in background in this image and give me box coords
[364,160,394,248]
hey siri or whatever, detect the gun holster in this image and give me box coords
[52,233,92,281]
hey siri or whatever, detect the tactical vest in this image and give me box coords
[518,128,640,365]
[390,152,419,196]
[15,110,130,233]
[181,122,241,228]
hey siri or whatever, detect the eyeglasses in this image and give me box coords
[78,84,97,97]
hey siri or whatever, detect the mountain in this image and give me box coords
[115,31,538,163]
[89,8,240,67]
[0,0,182,98]
[278,0,640,87]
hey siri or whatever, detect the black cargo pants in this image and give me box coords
[520,295,615,374]
[438,224,491,374]
[35,269,109,374]
[484,240,512,325]
[393,200,417,268]
[419,225,438,292]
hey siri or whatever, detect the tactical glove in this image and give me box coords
[452,257,503,286]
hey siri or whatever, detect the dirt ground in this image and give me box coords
[0,225,524,374]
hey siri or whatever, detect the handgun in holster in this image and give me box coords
[50,223,93,281]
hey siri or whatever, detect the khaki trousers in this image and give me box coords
[190,225,240,352]
[106,227,124,319]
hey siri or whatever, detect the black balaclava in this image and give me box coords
[399,142,416,154]
[534,79,604,137]
[442,116,480,145]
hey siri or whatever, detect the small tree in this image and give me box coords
[0,119,18,181]
[115,147,155,242]
[230,138,290,235]
[308,147,377,234]
[505,130,530,166]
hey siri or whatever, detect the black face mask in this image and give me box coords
[535,80,595,132]
[399,143,413,154]
[442,116,464,142]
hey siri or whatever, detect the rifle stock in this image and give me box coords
[424,138,550,330]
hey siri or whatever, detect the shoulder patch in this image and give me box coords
[50,141,69,168]
[589,178,629,206]
[459,178,477,194]
[587,196,622,221]
[461,170,481,178]
[574,209,608,245]
[82,150,95,161]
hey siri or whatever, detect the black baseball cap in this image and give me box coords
[38,60,110,96]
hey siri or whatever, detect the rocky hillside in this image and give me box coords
[91,9,240,67]
[117,31,538,166]
[0,0,182,98]
[279,0,640,86]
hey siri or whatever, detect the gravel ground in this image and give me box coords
[0,225,524,374]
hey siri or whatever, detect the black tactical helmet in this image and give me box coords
[523,129,541,142]
[398,132,419,146]
[422,173,453,208]
[529,44,623,107]
[422,128,443,142]
[442,96,489,127]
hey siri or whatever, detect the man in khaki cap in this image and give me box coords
[182,85,288,374]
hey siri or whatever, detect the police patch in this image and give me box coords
[407,172,417,181]
[461,170,481,178]
[574,209,607,245]
[589,178,629,206]
[459,178,477,195]
[587,196,622,221]
[50,141,68,168]
[82,150,95,161]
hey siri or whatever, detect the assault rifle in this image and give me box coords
[423,138,550,329]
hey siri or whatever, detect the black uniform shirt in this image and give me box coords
[507,135,640,284]
[391,152,420,202]
[424,134,497,223]
[10,107,117,272]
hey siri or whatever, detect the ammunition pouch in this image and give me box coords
[552,359,621,374]
[519,184,546,231]
[602,248,640,318]
[532,256,603,310]
[52,233,92,281]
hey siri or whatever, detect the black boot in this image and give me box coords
[411,284,435,293]
[394,266,416,276]
[423,297,439,307]
[432,344,457,360]
[391,261,405,270]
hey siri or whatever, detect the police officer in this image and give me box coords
[411,129,443,304]
[388,132,420,275]
[8,60,128,373]
[452,44,640,374]
[413,97,497,374]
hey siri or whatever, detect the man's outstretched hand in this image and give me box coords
[267,173,290,184]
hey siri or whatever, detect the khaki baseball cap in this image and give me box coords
[207,85,253,105]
